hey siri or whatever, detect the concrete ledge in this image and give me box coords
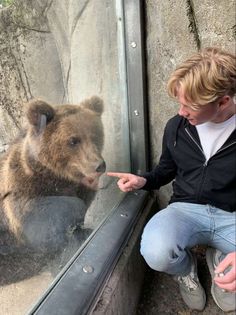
[91,198,155,315]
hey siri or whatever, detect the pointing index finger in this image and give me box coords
[106,172,129,179]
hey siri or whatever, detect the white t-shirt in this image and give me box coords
[196,114,236,161]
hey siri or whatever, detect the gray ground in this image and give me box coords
[137,248,235,315]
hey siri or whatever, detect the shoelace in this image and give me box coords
[213,252,229,293]
[177,271,198,291]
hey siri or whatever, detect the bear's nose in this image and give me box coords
[96,160,106,173]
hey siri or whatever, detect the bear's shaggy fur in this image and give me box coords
[0,96,105,255]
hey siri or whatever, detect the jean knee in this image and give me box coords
[140,245,167,271]
[140,205,194,272]
[140,231,176,272]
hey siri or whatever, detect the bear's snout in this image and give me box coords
[96,160,106,173]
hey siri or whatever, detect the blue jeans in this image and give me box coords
[140,202,236,276]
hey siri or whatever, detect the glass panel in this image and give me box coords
[0,1,130,314]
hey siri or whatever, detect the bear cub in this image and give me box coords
[0,96,106,255]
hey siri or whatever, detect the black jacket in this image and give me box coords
[142,115,236,212]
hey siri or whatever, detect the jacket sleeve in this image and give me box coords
[141,122,177,191]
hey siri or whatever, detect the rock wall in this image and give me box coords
[145,0,235,207]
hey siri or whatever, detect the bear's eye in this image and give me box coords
[68,136,81,147]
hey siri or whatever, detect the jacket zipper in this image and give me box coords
[214,141,236,156]
[185,127,208,201]
[185,127,236,202]
[185,128,236,162]
[184,127,207,165]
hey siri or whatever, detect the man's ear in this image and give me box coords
[26,99,55,133]
[218,95,231,109]
[80,96,104,115]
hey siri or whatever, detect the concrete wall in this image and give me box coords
[145,0,236,207]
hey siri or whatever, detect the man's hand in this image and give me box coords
[214,252,236,292]
[107,172,147,192]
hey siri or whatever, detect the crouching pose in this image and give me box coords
[108,47,236,312]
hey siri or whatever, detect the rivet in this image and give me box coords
[82,265,94,273]
[131,41,137,48]
[121,213,128,218]
[134,110,139,116]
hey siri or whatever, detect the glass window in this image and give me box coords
[0,1,131,314]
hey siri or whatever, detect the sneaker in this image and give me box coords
[174,252,206,311]
[206,247,236,312]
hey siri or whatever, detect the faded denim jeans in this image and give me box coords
[140,202,236,276]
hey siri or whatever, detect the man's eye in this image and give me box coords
[68,137,81,146]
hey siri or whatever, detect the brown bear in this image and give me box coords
[0,96,106,255]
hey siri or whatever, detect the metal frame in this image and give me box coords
[28,0,150,314]
[123,0,149,174]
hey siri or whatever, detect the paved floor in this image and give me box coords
[137,248,235,315]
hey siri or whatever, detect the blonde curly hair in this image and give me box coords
[167,47,236,108]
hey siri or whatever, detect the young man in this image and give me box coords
[108,47,236,312]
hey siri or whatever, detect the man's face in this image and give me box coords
[177,89,220,125]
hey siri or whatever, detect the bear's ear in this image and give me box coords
[26,99,55,133]
[81,96,104,115]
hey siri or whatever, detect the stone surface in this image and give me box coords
[145,0,236,208]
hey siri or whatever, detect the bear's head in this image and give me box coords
[24,96,106,189]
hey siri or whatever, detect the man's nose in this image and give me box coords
[178,104,188,117]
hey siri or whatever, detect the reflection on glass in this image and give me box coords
[0,0,13,8]
[0,1,129,314]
